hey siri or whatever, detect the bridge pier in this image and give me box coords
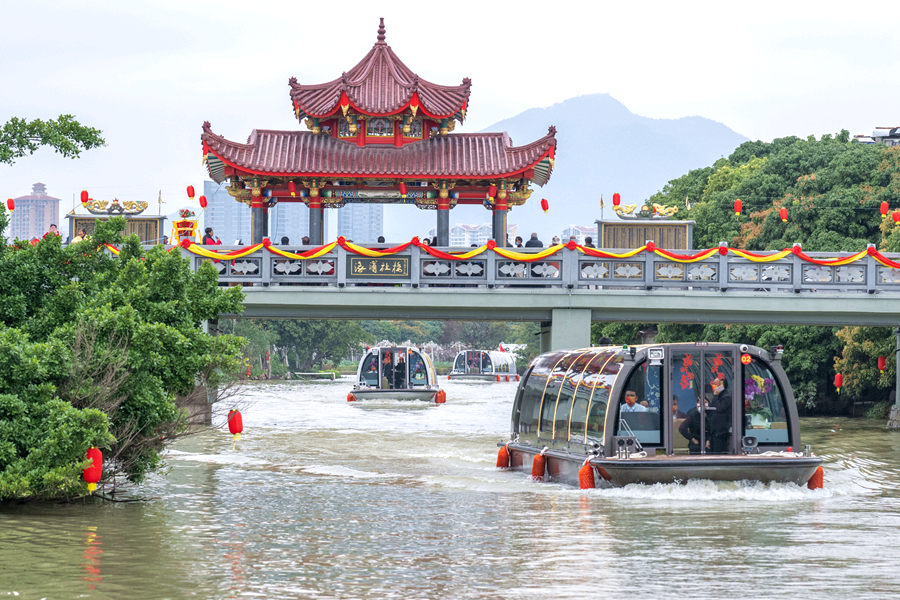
[540,309,592,352]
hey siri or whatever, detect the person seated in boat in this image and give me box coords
[672,396,687,419]
[394,353,407,389]
[709,377,733,454]
[621,390,648,413]
[381,353,394,389]
[679,399,709,454]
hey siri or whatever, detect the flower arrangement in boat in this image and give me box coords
[744,374,774,418]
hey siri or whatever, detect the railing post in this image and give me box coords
[718,242,729,292]
[866,243,877,294]
[261,246,271,287]
[410,245,420,289]
[644,240,654,290]
[486,248,497,288]
[564,245,577,289]
[336,245,347,288]
[792,243,802,293]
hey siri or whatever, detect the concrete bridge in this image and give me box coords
[183,241,900,352]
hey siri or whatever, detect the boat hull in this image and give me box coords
[351,389,438,402]
[448,374,504,381]
[507,444,822,488]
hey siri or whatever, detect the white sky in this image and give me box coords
[1,0,897,236]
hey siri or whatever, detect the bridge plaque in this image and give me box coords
[347,256,410,279]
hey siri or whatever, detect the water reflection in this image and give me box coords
[2,380,900,599]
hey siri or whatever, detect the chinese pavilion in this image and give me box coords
[201,18,556,246]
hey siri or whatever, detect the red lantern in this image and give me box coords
[488,184,497,200]
[541,198,549,213]
[398,182,407,198]
[894,211,900,224]
[734,199,742,217]
[83,447,103,493]
[6,198,13,212]
[834,373,843,394]
[780,207,788,222]
[187,185,195,200]
[288,181,296,197]
[199,195,208,209]
[228,409,243,442]
[881,201,889,216]
[80,190,89,204]
[613,192,621,207]
[878,356,887,373]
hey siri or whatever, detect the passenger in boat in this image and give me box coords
[621,390,648,413]
[394,353,407,389]
[709,378,733,454]
[680,399,709,454]
[381,353,394,389]
[672,396,687,419]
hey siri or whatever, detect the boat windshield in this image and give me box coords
[453,353,465,373]
[742,356,789,445]
[409,351,428,387]
[360,353,379,387]
[615,360,663,445]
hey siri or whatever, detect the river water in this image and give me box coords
[2,379,900,599]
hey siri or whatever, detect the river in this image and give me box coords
[2,379,900,599]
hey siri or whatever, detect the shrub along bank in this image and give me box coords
[0,214,246,500]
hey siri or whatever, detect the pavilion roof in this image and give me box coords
[289,19,470,121]
[202,123,556,185]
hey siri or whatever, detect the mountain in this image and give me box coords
[480,94,748,240]
[381,93,747,242]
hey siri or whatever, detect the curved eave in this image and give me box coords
[202,124,555,184]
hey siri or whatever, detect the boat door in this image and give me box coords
[670,347,735,455]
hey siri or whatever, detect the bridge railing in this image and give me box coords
[177,242,900,293]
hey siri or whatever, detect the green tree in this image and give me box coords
[1,115,105,165]
[263,320,372,371]
[0,217,246,499]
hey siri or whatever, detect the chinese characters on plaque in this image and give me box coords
[347,257,410,279]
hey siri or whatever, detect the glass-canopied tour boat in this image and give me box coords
[449,350,518,381]
[499,343,823,487]
[349,346,443,403]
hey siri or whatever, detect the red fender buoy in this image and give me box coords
[495,375,501,382]
[435,390,446,404]
[807,466,824,490]
[531,451,547,480]
[505,375,511,382]
[516,374,521,382]
[447,375,451,380]
[578,458,595,489]
[497,444,510,468]
[347,393,356,402]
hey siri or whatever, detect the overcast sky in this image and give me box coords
[1,0,897,238]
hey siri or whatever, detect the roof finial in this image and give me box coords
[377,17,385,42]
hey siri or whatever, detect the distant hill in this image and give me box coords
[479,94,748,240]
[382,93,746,242]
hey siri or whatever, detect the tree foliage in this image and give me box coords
[0,217,245,500]
[1,115,106,165]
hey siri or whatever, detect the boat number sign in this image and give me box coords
[741,353,752,365]
[348,256,410,279]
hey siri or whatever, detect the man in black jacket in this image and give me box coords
[709,378,733,454]
[679,398,708,454]
[524,232,543,248]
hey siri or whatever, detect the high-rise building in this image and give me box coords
[8,183,60,241]
[428,223,517,246]
[204,181,251,244]
[269,201,312,245]
[337,203,383,243]
[561,224,598,245]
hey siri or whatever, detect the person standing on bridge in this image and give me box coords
[203,227,220,245]
[524,232,543,248]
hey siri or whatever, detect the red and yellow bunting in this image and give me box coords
[102,238,900,270]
